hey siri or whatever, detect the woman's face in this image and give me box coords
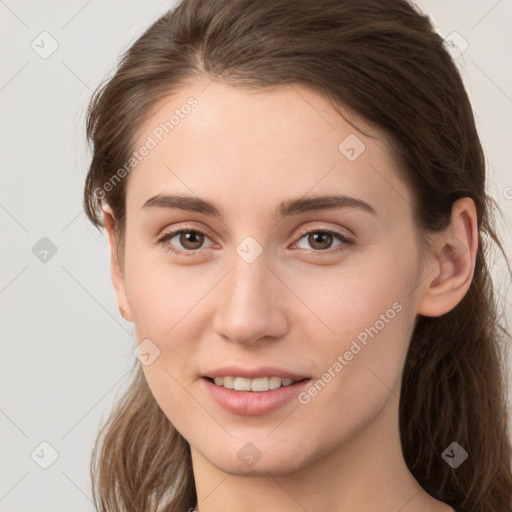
[110,79,430,475]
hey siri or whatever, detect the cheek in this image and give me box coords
[293,279,413,443]
[289,251,411,339]
[124,251,214,420]
[123,241,214,336]
[289,251,416,396]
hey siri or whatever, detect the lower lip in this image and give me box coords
[201,377,312,416]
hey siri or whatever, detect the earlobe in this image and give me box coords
[416,197,478,318]
[103,207,134,323]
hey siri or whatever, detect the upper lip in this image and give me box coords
[204,366,309,381]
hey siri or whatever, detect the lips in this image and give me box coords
[202,376,312,415]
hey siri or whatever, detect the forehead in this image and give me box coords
[126,79,411,223]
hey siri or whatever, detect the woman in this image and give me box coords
[83,0,512,511]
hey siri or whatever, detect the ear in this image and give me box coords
[103,206,134,323]
[416,197,478,317]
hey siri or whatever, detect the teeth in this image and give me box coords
[212,376,298,391]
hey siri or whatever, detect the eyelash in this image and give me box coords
[157,226,353,256]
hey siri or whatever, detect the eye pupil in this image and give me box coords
[181,231,204,249]
[308,231,333,250]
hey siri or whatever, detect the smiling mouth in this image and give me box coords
[205,376,309,392]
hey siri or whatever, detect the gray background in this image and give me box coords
[1,1,511,511]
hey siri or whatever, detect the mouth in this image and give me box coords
[204,375,310,392]
[201,375,313,415]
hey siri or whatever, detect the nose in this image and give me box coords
[212,250,288,346]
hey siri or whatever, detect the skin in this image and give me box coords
[104,78,477,512]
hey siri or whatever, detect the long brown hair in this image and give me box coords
[83,1,512,511]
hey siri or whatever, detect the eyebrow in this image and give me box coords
[141,193,377,219]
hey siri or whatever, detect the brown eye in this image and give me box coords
[295,230,350,252]
[177,231,205,250]
[307,231,334,250]
[158,229,212,254]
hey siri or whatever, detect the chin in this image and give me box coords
[197,438,312,476]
